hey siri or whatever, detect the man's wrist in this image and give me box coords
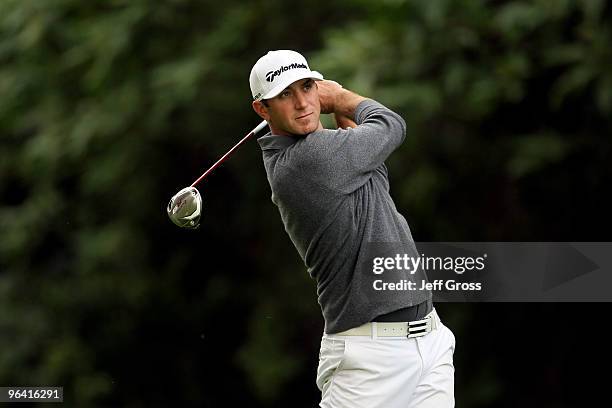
[334,89,367,121]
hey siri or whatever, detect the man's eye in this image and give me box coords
[280,91,291,98]
[304,83,312,90]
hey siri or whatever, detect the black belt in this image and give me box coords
[372,298,432,322]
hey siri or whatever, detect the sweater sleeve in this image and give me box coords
[294,99,407,194]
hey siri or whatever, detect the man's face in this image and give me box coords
[254,78,322,136]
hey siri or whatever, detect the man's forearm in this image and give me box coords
[333,89,367,122]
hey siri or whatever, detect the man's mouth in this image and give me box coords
[296,113,312,120]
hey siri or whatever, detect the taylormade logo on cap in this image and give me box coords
[265,62,308,82]
[249,50,324,101]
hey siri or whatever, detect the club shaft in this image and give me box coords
[190,120,267,187]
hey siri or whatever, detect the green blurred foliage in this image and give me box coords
[1,0,610,406]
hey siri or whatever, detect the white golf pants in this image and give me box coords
[316,309,455,408]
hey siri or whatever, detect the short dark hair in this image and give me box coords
[261,99,269,107]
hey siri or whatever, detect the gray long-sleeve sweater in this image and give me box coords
[258,99,431,334]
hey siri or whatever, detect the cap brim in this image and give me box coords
[260,70,324,100]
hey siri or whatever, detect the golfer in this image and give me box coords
[250,50,455,407]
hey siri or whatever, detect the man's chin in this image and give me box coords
[296,121,321,136]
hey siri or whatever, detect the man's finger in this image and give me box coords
[334,113,357,129]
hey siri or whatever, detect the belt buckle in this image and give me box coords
[407,316,431,338]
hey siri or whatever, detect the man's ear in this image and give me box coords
[252,100,270,121]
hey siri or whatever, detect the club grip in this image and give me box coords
[252,120,268,135]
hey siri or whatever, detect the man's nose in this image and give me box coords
[294,91,308,109]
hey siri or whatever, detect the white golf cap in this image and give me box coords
[249,50,324,101]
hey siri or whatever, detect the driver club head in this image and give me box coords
[166,120,267,230]
[167,186,202,229]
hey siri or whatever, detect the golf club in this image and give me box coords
[167,120,268,229]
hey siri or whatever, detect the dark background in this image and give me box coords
[1,0,611,406]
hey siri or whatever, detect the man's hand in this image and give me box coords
[334,113,358,129]
[317,80,344,114]
[317,80,367,123]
